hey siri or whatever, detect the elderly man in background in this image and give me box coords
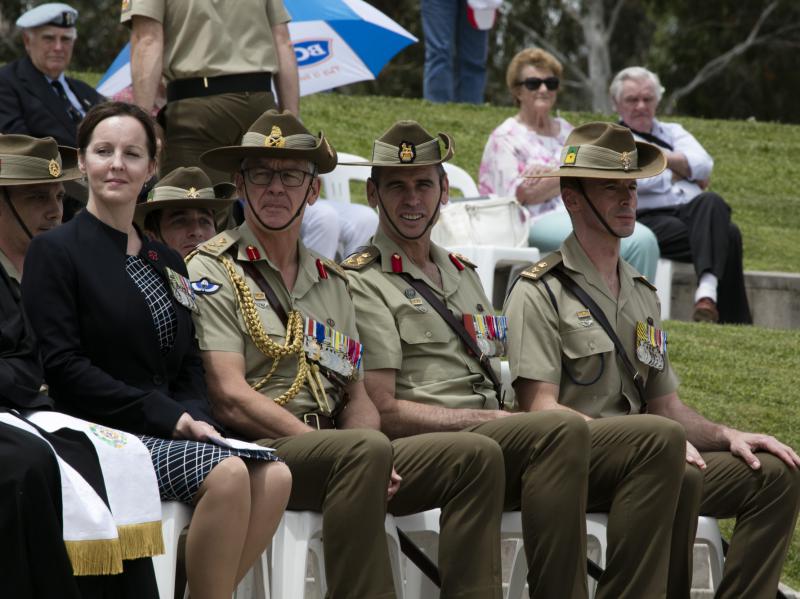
[0,3,103,146]
[611,66,751,324]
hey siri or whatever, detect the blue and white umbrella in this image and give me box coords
[97,0,416,98]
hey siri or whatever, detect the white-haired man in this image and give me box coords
[610,66,750,324]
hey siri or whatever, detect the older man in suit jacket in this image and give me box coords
[0,3,104,147]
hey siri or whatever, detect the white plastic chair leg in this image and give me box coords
[154,501,193,599]
[655,258,674,320]
[271,511,322,599]
[695,516,725,591]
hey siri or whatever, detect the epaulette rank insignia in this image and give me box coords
[198,231,239,257]
[635,275,658,292]
[319,256,348,281]
[520,253,563,281]
[341,246,380,270]
[449,252,476,270]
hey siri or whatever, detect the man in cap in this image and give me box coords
[123,0,298,182]
[137,166,236,258]
[611,66,750,324]
[0,133,161,597]
[187,109,507,598]
[0,3,103,146]
[340,120,685,598]
[505,121,800,598]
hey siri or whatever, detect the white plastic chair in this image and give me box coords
[318,152,370,203]
[442,163,479,197]
[446,244,540,306]
[154,501,193,599]
[271,510,404,598]
[654,258,674,320]
[695,516,725,592]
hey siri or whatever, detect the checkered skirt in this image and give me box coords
[139,436,280,504]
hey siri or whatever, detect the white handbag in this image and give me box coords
[431,195,530,248]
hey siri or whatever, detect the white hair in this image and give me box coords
[609,66,665,105]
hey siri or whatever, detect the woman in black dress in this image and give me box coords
[22,102,291,599]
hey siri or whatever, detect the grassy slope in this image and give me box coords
[68,81,800,585]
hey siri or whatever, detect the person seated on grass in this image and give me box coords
[611,66,751,324]
[137,166,236,258]
[505,121,800,599]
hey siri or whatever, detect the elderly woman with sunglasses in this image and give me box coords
[478,47,660,280]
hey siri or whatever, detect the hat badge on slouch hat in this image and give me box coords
[536,122,666,180]
[338,120,455,167]
[0,135,81,186]
[265,126,286,148]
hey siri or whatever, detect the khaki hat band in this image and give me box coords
[148,185,218,202]
[373,137,440,163]
[561,145,639,171]
[0,153,63,179]
[241,131,318,150]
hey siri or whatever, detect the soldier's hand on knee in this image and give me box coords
[728,430,800,470]
[686,441,706,470]
[388,467,402,501]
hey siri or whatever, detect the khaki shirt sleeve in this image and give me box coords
[504,278,562,384]
[644,329,680,399]
[266,0,291,24]
[187,255,245,354]
[121,0,164,24]
[349,271,403,371]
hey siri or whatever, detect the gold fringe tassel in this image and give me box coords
[65,538,123,576]
[118,520,165,560]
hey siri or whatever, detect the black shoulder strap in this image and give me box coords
[397,272,504,409]
[549,268,648,413]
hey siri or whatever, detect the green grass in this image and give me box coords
[664,320,800,589]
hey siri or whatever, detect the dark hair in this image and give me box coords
[77,101,158,160]
[370,163,446,187]
[143,211,162,236]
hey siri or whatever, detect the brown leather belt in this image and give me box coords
[166,72,273,102]
[302,413,335,430]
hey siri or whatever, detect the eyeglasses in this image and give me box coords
[517,77,559,91]
[243,168,313,187]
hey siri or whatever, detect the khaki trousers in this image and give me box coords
[586,415,687,599]
[265,429,507,599]
[669,452,800,599]
[161,91,276,181]
[467,411,592,599]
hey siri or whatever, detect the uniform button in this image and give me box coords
[152,374,164,385]
[425,331,432,338]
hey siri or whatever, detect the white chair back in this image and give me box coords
[319,152,370,203]
[443,163,479,197]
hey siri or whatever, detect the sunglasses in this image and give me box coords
[517,77,559,91]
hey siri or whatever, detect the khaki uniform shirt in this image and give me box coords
[121,0,290,81]
[345,230,500,410]
[0,249,20,284]
[504,233,679,417]
[186,223,360,419]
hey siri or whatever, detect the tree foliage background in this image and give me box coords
[1,0,798,123]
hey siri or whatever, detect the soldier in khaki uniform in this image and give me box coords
[122,0,298,180]
[135,166,236,257]
[505,122,800,599]
[186,110,506,599]
[340,121,683,599]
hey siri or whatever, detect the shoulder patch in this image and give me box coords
[450,252,476,269]
[198,230,240,257]
[634,275,658,291]
[320,256,348,281]
[341,246,380,270]
[519,253,563,281]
